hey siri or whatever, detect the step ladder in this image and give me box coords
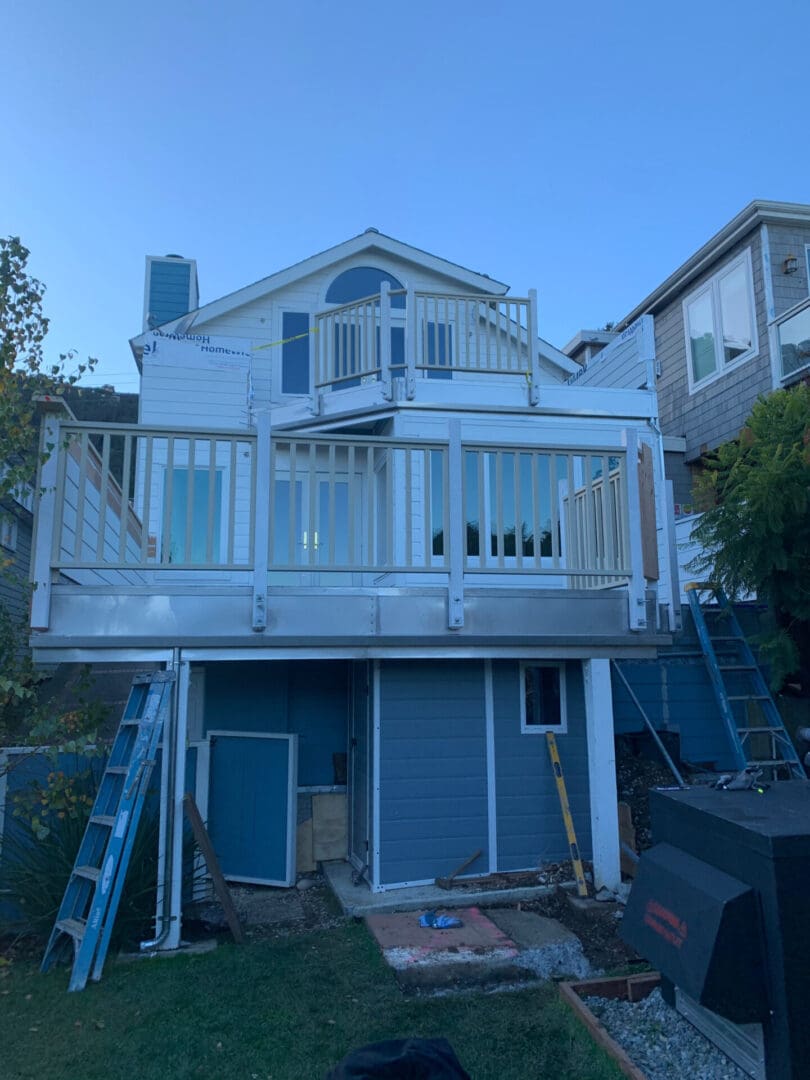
[41,671,175,992]
[685,584,804,781]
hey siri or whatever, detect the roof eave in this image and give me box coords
[130,230,510,352]
[615,200,810,331]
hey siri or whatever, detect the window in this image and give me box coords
[682,250,757,391]
[166,468,222,564]
[325,267,405,308]
[281,312,311,395]
[520,663,566,734]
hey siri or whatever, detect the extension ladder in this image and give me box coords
[686,585,804,781]
[546,732,589,897]
[41,671,175,991]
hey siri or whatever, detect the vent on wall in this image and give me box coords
[143,254,199,333]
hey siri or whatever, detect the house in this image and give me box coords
[562,202,810,769]
[566,200,810,516]
[27,230,677,949]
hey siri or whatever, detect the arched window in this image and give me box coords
[325,267,406,309]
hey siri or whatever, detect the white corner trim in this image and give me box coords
[583,658,620,892]
[371,659,381,890]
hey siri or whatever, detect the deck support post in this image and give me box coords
[583,658,621,893]
[623,427,647,631]
[379,281,393,400]
[527,288,541,405]
[163,655,189,950]
[30,411,61,631]
[447,419,464,629]
[404,287,417,399]
[252,411,271,631]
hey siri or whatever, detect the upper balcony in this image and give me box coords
[310,286,544,409]
[29,403,673,658]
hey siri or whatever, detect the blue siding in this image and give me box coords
[378,661,488,886]
[203,661,347,787]
[610,609,761,770]
[493,661,592,870]
[148,261,191,328]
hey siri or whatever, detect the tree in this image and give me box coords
[690,383,810,690]
[0,236,99,760]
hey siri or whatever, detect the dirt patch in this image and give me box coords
[185,876,348,943]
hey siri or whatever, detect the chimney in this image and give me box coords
[142,254,199,333]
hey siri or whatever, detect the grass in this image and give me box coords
[0,922,625,1080]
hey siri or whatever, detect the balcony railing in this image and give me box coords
[775,296,810,380]
[313,285,540,402]
[33,419,649,633]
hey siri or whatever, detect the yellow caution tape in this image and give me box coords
[252,327,319,352]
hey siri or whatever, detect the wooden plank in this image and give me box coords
[182,793,244,944]
[638,443,659,581]
[559,973,661,1080]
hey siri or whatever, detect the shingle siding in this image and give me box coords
[767,223,810,318]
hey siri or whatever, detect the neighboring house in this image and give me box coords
[28,229,677,948]
[0,480,34,653]
[563,202,810,766]
[567,200,810,512]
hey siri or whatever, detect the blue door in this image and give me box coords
[207,732,297,886]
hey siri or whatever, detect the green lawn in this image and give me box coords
[0,924,623,1079]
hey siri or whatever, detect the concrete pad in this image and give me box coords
[487,909,591,980]
[323,860,555,917]
[366,907,524,989]
[486,908,581,949]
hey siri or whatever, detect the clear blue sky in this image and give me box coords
[3,0,809,393]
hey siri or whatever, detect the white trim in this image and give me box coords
[165,660,190,949]
[371,659,381,891]
[519,661,567,734]
[682,247,759,395]
[484,660,497,874]
[583,658,620,892]
[206,730,298,887]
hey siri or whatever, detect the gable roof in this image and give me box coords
[615,200,810,331]
[130,228,509,352]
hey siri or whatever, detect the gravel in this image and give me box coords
[585,989,751,1080]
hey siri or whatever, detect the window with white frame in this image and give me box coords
[682,250,757,391]
[520,662,567,734]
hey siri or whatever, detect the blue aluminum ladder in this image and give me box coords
[41,671,175,992]
[685,584,804,781]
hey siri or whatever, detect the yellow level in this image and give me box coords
[546,732,589,898]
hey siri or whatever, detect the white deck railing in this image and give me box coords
[42,423,633,589]
[313,286,540,400]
